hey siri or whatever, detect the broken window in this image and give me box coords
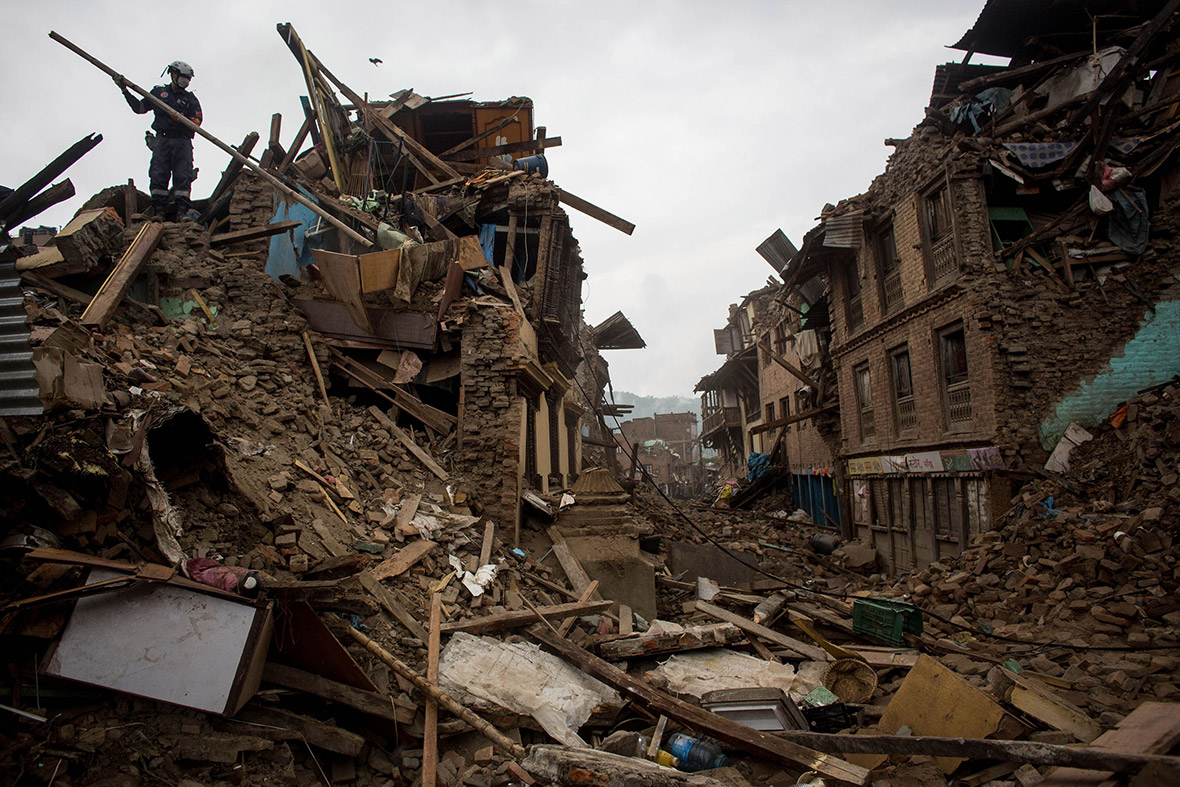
[773,321,788,356]
[854,362,874,442]
[845,260,864,333]
[922,181,958,283]
[939,324,972,429]
[876,221,904,313]
[890,346,917,434]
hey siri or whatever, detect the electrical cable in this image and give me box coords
[552,322,1180,653]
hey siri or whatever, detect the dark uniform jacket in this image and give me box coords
[124,85,202,138]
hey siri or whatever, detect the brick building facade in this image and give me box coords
[702,3,1180,571]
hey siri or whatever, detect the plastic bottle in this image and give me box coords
[666,733,729,771]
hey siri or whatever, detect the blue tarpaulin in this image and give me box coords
[747,452,771,483]
[266,188,328,282]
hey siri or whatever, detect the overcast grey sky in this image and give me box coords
[1,1,999,398]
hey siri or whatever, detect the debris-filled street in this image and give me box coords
[4,3,1180,786]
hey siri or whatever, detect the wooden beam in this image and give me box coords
[749,403,838,435]
[334,356,456,434]
[758,338,820,390]
[598,622,745,661]
[546,527,604,601]
[342,624,526,759]
[79,222,164,329]
[357,570,429,641]
[695,601,830,662]
[370,540,438,581]
[556,189,635,235]
[775,731,1180,776]
[235,705,365,756]
[210,220,301,248]
[529,625,870,785]
[1040,701,1180,786]
[5,179,75,229]
[440,600,613,635]
[0,133,101,225]
[203,132,260,215]
[262,662,416,725]
[277,116,313,175]
[1003,668,1102,743]
[445,136,562,162]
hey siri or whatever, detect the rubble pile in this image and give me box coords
[884,382,1180,723]
[4,8,1180,787]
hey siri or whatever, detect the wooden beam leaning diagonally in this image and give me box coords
[556,188,635,236]
[529,625,871,785]
[80,222,164,329]
[757,337,820,390]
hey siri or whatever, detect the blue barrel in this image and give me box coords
[513,154,548,177]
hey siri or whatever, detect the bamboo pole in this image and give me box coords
[48,31,372,247]
[341,624,525,759]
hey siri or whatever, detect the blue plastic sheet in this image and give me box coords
[747,452,771,483]
[479,223,496,264]
[266,188,327,282]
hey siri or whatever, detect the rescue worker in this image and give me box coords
[114,61,202,220]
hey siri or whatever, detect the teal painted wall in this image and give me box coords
[1039,299,1180,449]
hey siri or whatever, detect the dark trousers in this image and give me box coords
[149,136,195,213]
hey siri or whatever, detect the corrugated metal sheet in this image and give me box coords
[821,211,863,249]
[0,246,43,416]
[755,229,797,273]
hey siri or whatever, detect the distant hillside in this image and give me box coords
[610,391,700,423]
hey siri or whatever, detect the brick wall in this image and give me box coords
[457,304,525,529]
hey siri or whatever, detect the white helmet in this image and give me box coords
[166,60,195,78]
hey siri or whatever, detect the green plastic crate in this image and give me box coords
[852,598,923,647]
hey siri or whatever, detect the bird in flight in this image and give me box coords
[369,57,383,66]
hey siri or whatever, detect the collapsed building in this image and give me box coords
[2,9,1180,787]
[699,0,1180,571]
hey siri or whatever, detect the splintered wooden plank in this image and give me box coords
[80,221,163,329]
[440,600,612,635]
[236,705,365,756]
[1040,701,1180,787]
[695,601,829,662]
[262,662,416,725]
[545,526,603,601]
[366,405,449,480]
[1004,668,1102,743]
[370,540,437,581]
[209,220,301,247]
[358,570,429,641]
[530,626,871,785]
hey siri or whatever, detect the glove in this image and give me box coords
[113,74,127,90]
